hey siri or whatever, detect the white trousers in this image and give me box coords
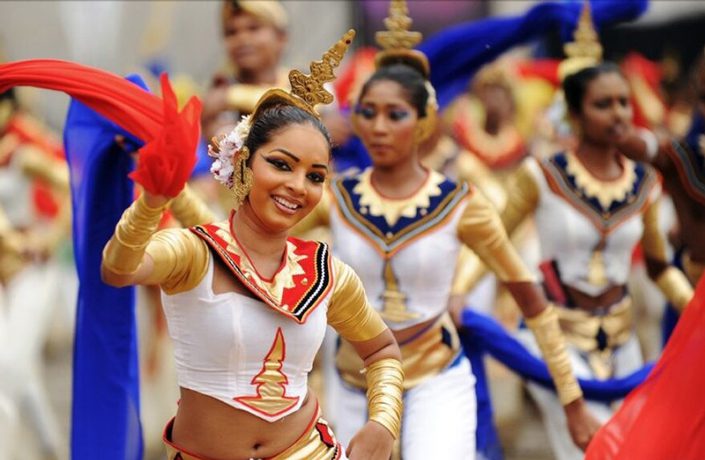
[0,260,66,458]
[329,357,477,460]
[516,329,643,460]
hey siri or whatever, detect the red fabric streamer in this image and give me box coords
[128,74,201,197]
[585,274,705,460]
[0,59,202,197]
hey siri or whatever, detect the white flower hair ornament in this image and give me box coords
[208,114,251,188]
[208,114,254,208]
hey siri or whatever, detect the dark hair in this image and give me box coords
[563,62,624,114]
[244,104,331,159]
[358,64,429,117]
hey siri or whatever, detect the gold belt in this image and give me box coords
[336,313,460,390]
[555,296,633,379]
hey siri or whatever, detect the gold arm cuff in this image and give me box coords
[457,191,535,284]
[656,266,694,312]
[102,196,168,276]
[144,229,210,294]
[365,358,404,440]
[170,184,216,227]
[525,306,583,405]
[226,84,270,113]
[327,258,387,342]
[450,247,487,295]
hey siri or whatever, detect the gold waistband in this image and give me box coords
[555,296,633,379]
[336,313,460,390]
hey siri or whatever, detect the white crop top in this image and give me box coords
[520,153,662,296]
[162,257,329,422]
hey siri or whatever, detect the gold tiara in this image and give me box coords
[250,29,355,120]
[558,1,603,81]
[374,0,430,78]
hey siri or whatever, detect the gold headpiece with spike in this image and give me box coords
[374,0,430,78]
[558,1,603,81]
[251,29,355,120]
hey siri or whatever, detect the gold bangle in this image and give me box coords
[656,266,694,312]
[525,306,583,405]
[170,184,215,227]
[365,358,404,439]
[102,195,167,276]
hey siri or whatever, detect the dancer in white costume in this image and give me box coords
[102,31,404,460]
[498,28,694,460]
[297,1,600,458]
[0,88,72,459]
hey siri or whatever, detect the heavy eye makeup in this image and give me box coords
[355,105,410,121]
[264,156,326,184]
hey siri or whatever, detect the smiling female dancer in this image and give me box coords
[101,30,404,460]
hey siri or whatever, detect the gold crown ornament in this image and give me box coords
[375,0,429,78]
[209,29,355,208]
[558,1,603,81]
[251,29,355,120]
[367,0,437,143]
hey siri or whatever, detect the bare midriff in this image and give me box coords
[564,284,626,313]
[171,387,317,460]
[391,314,443,344]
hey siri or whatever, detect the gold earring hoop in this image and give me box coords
[232,146,254,209]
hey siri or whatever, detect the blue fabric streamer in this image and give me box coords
[459,308,652,460]
[460,308,654,402]
[64,75,147,460]
[420,0,648,109]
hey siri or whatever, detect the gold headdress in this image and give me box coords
[375,0,429,78]
[210,29,355,208]
[365,0,437,143]
[558,1,603,81]
[251,29,355,120]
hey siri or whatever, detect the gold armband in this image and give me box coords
[365,358,404,439]
[170,185,216,227]
[102,196,167,275]
[656,266,694,312]
[525,306,583,405]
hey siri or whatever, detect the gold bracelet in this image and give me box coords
[102,195,167,275]
[656,266,694,312]
[170,184,215,227]
[525,306,583,405]
[365,358,404,439]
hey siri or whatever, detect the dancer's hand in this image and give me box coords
[142,190,170,209]
[346,420,394,460]
[565,398,602,451]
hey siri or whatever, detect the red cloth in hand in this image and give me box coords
[585,274,705,460]
[129,74,201,197]
[0,59,202,197]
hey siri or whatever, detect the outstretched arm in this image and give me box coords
[456,189,601,451]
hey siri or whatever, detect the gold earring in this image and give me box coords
[413,105,437,144]
[232,146,254,209]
